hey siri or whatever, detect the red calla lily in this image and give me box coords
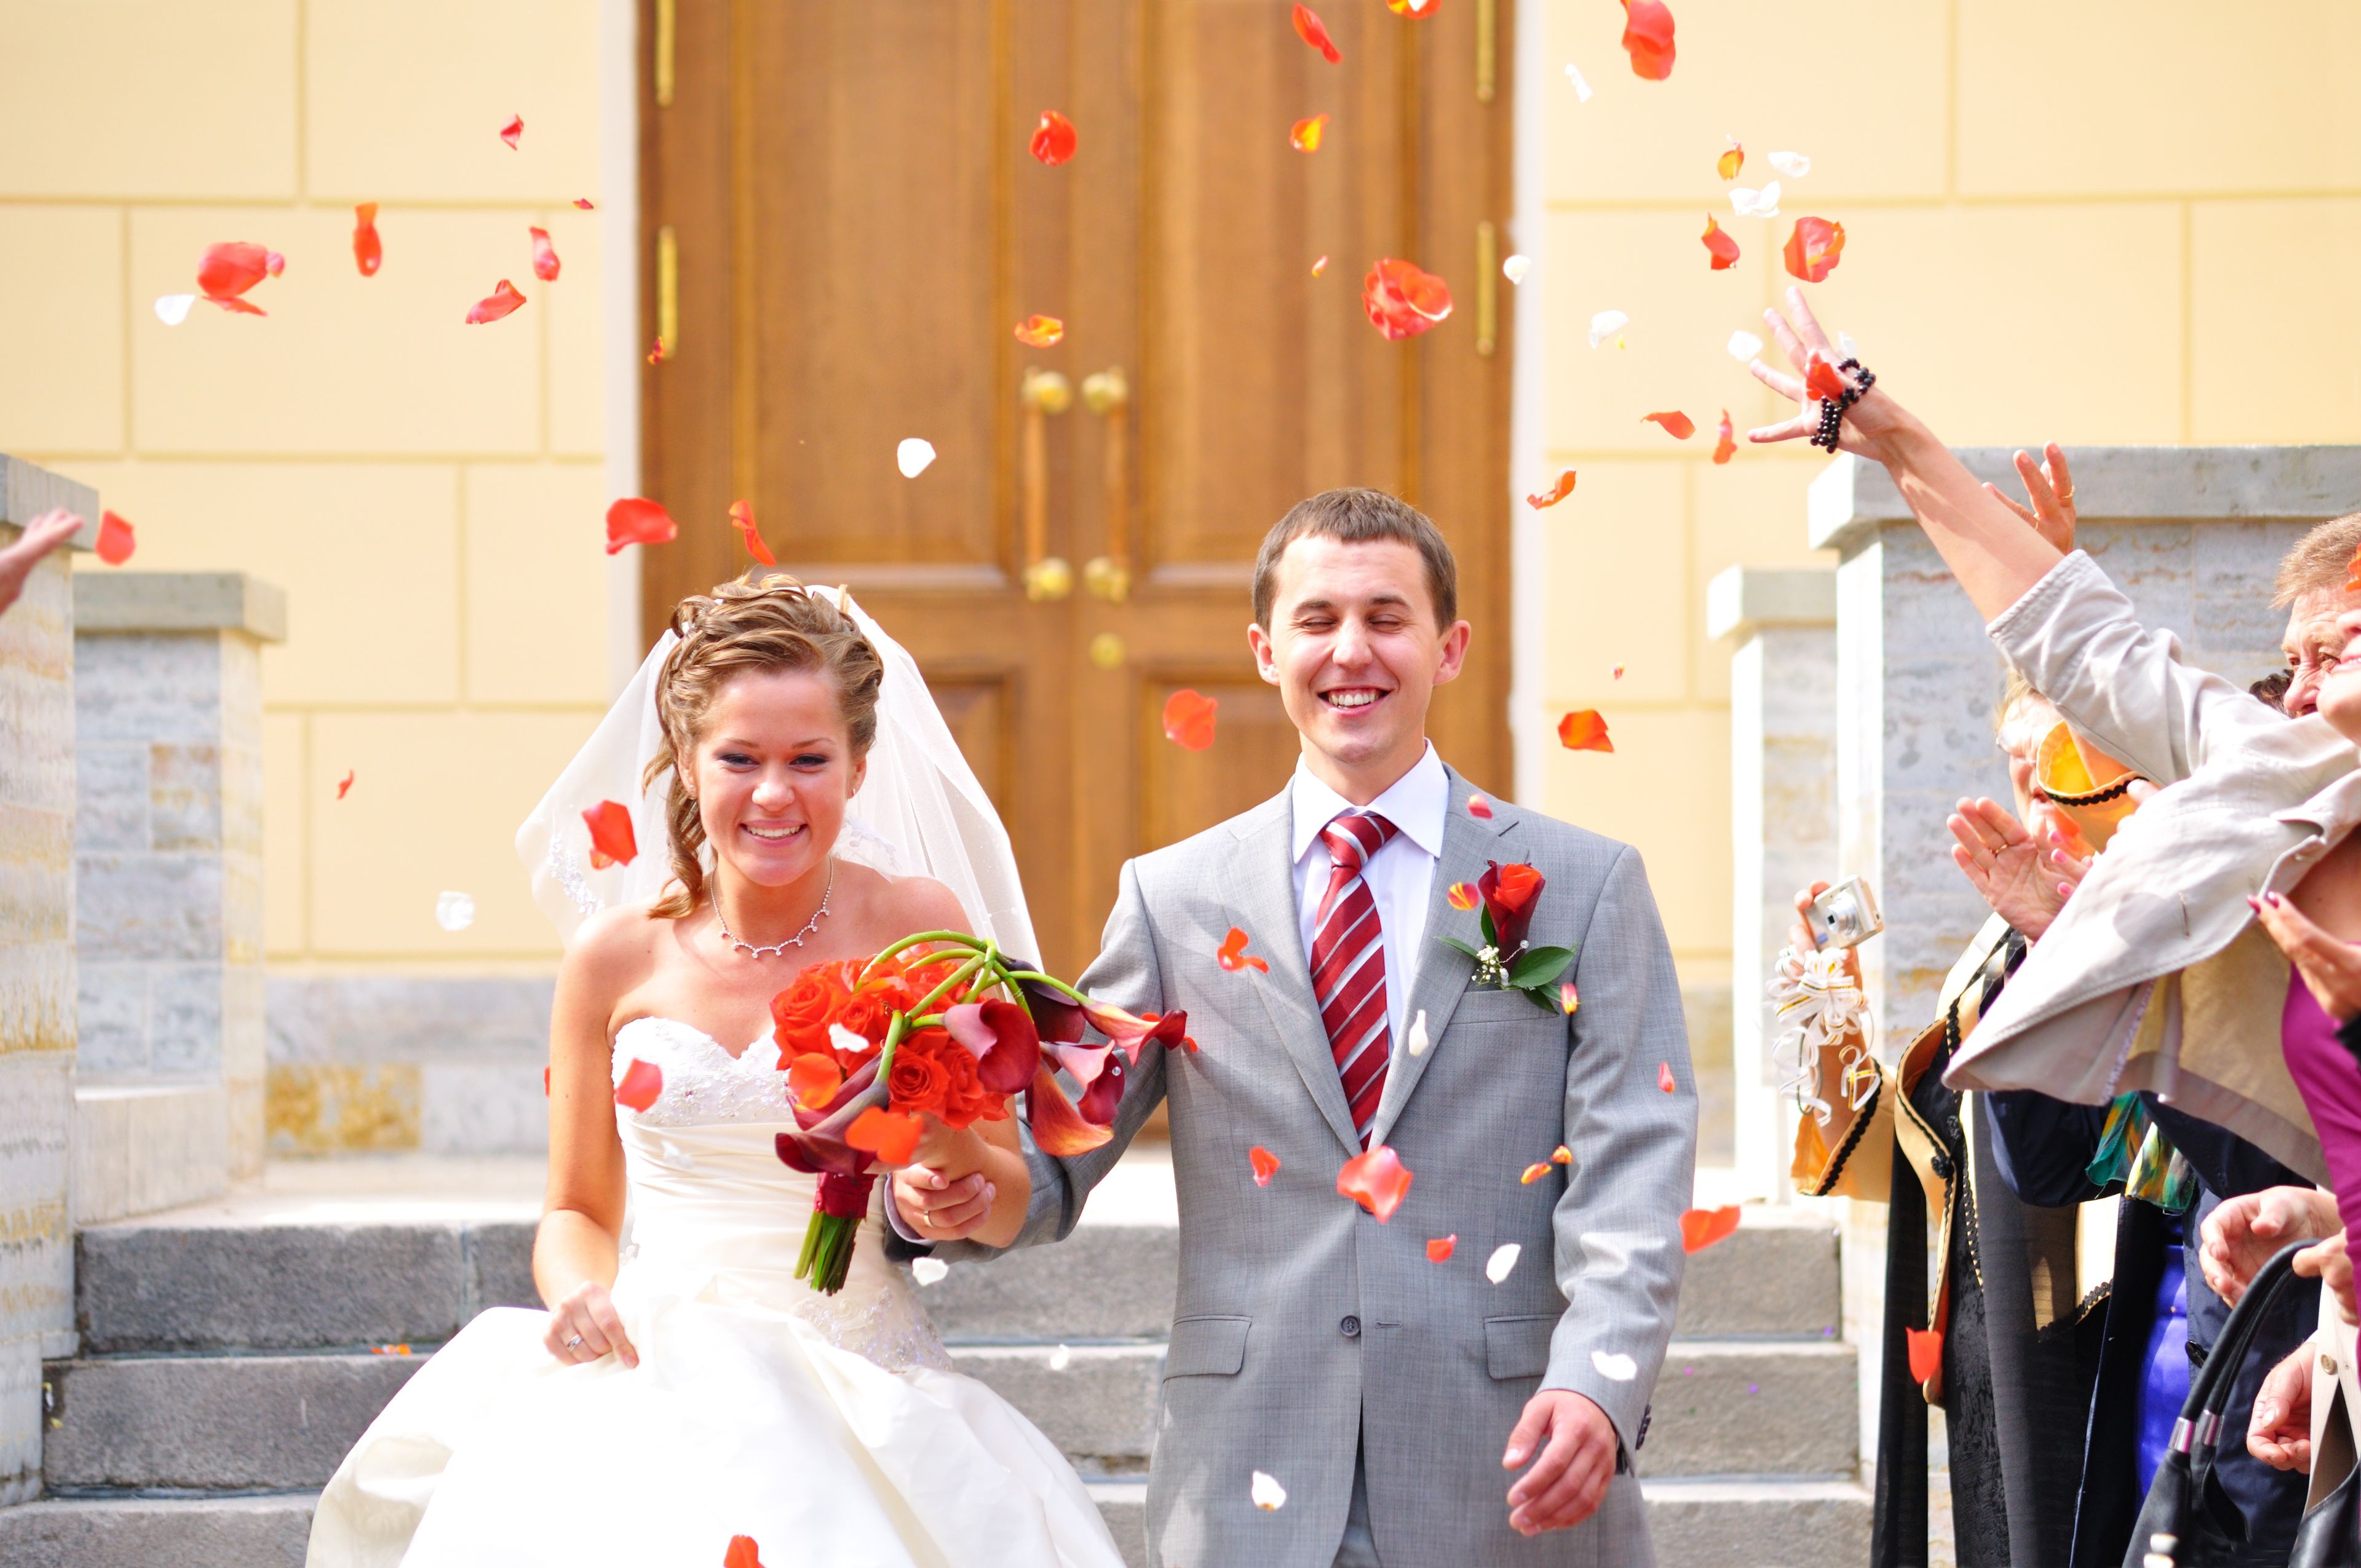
[1476,860,1544,956]
[942,999,1044,1095]
[1079,999,1192,1062]
[1028,1062,1116,1155]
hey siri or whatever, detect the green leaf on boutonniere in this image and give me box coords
[1507,945,1576,990]
[1437,934,1486,962]
[1478,906,1499,950]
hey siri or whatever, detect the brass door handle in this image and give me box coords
[1020,368,1073,600]
[1079,367,1130,601]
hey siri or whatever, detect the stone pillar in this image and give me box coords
[0,456,98,1505]
[1707,566,1838,1204]
[72,572,285,1221]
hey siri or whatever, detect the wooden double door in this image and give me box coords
[640,0,1514,976]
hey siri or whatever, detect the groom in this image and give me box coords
[897,488,1696,1567]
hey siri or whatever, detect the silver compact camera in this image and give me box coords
[1807,876,1883,951]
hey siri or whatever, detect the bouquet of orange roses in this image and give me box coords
[769,932,1192,1293]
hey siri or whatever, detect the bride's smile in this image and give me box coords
[688,666,868,900]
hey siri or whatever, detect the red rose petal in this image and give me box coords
[1558,981,1580,1015]
[1641,410,1696,440]
[605,497,678,555]
[352,202,382,277]
[1552,1144,1572,1164]
[572,197,596,210]
[786,1053,844,1112]
[1426,1234,1456,1262]
[1292,2,1343,63]
[1679,1203,1740,1253]
[1658,1061,1677,1093]
[614,1057,663,1112]
[582,799,638,869]
[529,226,561,282]
[1467,795,1494,820]
[1526,470,1577,510]
[542,1064,550,1096]
[1162,688,1218,751]
[1250,1146,1281,1187]
[1804,352,1851,404]
[93,510,136,566]
[723,1535,766,1568]
[1337,1145,1413,1222]
[1520,1162,1550,1185]
[1014,314,1065,347]
[1620,0,1676,80]
[466,279,527,324]
[1557,710,1613,753]
[1216,927,1270,974]
[499,113,524,150]
[1713,410,1736,465]
[336,770,354,801]
[1446,881,1480,911]
[728,499,776,565]
[1386,0,1437,14]
[1290,114,1329,153]
[1717,141,1744,181]
[1905,1326,1943,1385]
[846,1106,922,1165]
[207,295,268,316]
[1783,216,1846,283]
[197,241,276,301]
[1700,215,1740,271]
[1362,258,1453,341]
[1030,109,1077,166]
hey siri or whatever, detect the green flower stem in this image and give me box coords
[862,930,985,984]
[908,946,993,1020]
[1001,968,1092,1006]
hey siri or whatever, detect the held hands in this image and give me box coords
[2249,890,2361,1024]
[2202,1186,2342,1304]
[889,1114,996,1243]
[544,1280,638,1368]
[1946,797,2089,941]
[2248,1341,2316,1473]
[1502,1388,1617,1535]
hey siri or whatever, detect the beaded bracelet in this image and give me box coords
[1811,357,1878,451]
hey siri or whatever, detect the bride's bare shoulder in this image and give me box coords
[558,901,671,999]
[835,861,970,937]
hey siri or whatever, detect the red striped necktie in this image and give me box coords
[1311,810,1400,1146]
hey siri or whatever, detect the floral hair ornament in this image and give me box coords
[1434,860,1576,1011]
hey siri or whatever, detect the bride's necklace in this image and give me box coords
[713,862,835,959]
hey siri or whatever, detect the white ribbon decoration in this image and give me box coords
[1765,944,1874,1125]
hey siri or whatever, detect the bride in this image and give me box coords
[308,576,1127,1568]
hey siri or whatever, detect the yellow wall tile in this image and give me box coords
[1539,461,1688,707]
[54,461,461,706]
[1541,707,1729,960]
[2191,199,2361,444]
[1794,202,2184,445]
[307,710,598,958]
[262,711,307,956]
[130,206,543,456]
[1534,0,1947,204]
[539,209,607,457]
[0,205,125,453]
[0,1,295,199]
[1958,3,2361,197]
[464,462,611,705]
[304,0,601,204]
[1689,456,1837,701]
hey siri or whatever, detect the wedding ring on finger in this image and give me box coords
[564,1334,584,1350]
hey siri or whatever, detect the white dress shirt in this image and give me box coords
[1289,743,1448,1046]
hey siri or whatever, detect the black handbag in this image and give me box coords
[2124,1242,2360,1567]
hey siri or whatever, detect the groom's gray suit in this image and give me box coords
[991,762,1694,1567]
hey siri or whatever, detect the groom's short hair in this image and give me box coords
[1252,488,1459,630]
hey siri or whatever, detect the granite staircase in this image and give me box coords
[0,1182,1867,1567]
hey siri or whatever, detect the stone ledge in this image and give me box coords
[1705,566,1836,641]
[1808,445,2361,554]
[71,1082,229,1226]
[0,453,99,538]
[74,573,287,643]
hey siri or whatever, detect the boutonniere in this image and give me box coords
[1437,861,1578,1012]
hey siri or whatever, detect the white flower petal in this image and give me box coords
[434,891,475,932]
[1729,182,1781,220]
[1563,63,1594,103]
[1727,330,1764,362]
[1767,150,1812,179]
[1251,1471,1288,1511]
[1501,254,1532,286]
[1838,331,1861,359]
[1407,1008,1430,1058]
[1592,1349,1639,1382]
[1485,1242,1522,1284]
[896,437,937,478]
[1587,309,1629,350]
[911,1257,950,1285]
[153,293,196,326]
[1049,1343,1072,1371]
[828,1023,871,1056]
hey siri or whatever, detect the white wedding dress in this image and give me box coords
[308,1016,1125,1568]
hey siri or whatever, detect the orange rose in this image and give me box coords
[887,1037,951,1117]
[933,1035,997,1126]
[771,961,854,1059]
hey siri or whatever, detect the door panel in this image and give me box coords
[1137,676,1301,854]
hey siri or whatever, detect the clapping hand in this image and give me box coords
[2202,1186,2341,1304]
[1946,797,2087,941]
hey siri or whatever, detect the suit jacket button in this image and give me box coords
[1340,1315,1362,1339]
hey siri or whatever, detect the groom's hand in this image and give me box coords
[889,1166,994,1241]
[1502,1389,1616,1535]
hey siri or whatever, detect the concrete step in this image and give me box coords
[1642,1339,1859,1478]
[0,1494,317,1568]
[43,1353,426,1491]
[1641,1478,1875,1567]
[1672,1210,1841,1339]
[950,1342,1164,1473]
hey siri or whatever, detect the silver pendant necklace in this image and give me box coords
[713,861,835,959]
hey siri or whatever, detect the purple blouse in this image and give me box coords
[2279,975,2361,1238]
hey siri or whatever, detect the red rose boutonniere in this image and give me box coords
[1437,860,1577,1013]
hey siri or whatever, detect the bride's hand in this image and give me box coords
[546,1280,638,1368]
[1744,287,1919,462]
[891,1115,996,1241]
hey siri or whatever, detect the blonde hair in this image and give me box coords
[2272,514,2361,608]
[645,574,884,919]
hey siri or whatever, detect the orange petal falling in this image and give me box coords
[94,510,136,566]
[1520,1162,1550,1185]
[1426,1234,1456,1262]
[1311,254,1329,277]
[1620,0,1676,80]
[1163,688,1218,751]
[1658,1061,1677,1093]
[1467,795,1494,820]
[1905,1327,1943,1385]
[605,497,678,555]
[573,197,597,210]
[1337,1145,1413,1222]
[1558,981,1580,1015]
[1526,470,1577,510]
[728,499,776,565]
[1551,1145,1572,1164]
[1362,258,1453,340]
[723,1535,766,1568]
[1386,0,1438,12]
[1701,215,1740,271]
[1216,927,1271,974]
[499,114,523,149]
[352,202,382,277]
[1680,1204,1741,1253]
[614,1058,663,1112]
[1641,410,1696,440]
[786,1053,844,1112]
[1250,1146,1281,1187]
[846,1106,922,1165]
[1030,110,1077,167]
[336,770,355,801]
[1292,2,1342,63]
[1290,114,1330,153]
[1717,141,1744,181]
[1804,352,1851,404]
[1446,882,1480,911]
[466,279,527,324]
[1557,710,1613,753]
[1713,410,1736,465]
[1783,216,1846,283]
[582,800,638,868]
[530,226,561,282]
[1014,314,1065,347]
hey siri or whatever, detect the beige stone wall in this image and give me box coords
[1518,0,2361,994]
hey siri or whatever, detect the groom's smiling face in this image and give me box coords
[1250,535,1470,798]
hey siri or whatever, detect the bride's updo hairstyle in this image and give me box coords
[645,574,884,918]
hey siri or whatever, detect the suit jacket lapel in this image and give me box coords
[1370,766,1515,1147]
[1230,791,1367,1155]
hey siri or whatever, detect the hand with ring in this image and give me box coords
[890,1165,996,1243]
[544,1279,638,1368]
